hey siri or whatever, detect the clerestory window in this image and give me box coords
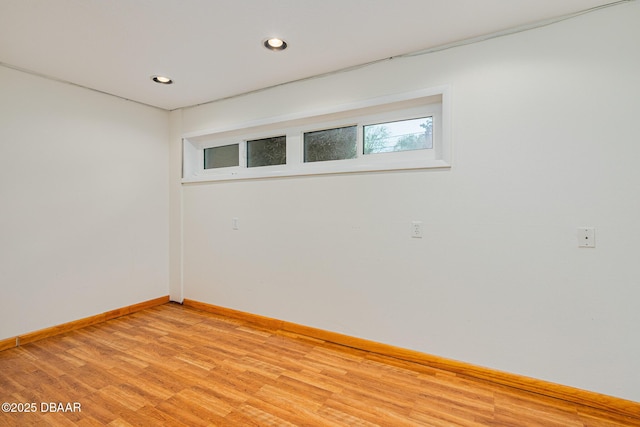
[182,86,451,182]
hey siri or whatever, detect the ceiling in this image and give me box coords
[0,0,621,111]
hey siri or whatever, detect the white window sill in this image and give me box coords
[181,158,451,183]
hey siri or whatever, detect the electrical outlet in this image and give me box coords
[411,221,423,238]
[577,227,595,248]
[232,217,239,230]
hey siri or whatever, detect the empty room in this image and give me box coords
[1,0,639,425]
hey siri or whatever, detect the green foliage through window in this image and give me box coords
[364,117,432,154]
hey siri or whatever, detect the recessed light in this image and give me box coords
[263,38,287,51]
[151,75,173,84]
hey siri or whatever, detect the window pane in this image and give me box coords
[304,126,357,162]
[204,144,239,169]
[247,136,286,167]
[364,117,433,154]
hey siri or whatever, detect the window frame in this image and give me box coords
[182,86,451,182]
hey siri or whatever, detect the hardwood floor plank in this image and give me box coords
[272,374,335,402]
[493,391,584,427]
[579,408,640,427]
[248,387,330,426]
[76,394,118,425]
[154,397,214,427]
[280,369,345,394]
[409,407,491,427]
[324,393,420,427]
[175,387,234,418]
[133,405,191,427]
[75,415,108,426]
[1,302,638,426]
[316,405,381,427]
[235,403,297,427]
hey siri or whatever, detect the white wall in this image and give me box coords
[175,2,640,401]
[0,66,170,340]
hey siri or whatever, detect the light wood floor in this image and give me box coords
[0,303,637,426]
